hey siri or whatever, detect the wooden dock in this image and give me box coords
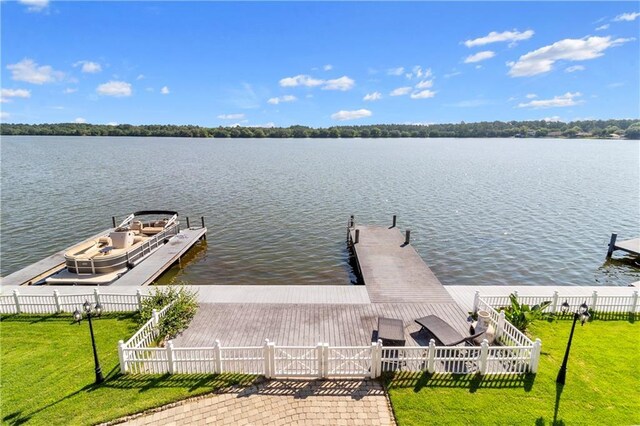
[0,227,206,288]
[607,234,640,259]
[0,229,112,288]
[113,227,207,286]
[174,222,472,347]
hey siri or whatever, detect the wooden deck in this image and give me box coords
[173,302,469,347]
[614,238,640,256]
[0,229,112,288]
[348,225,455,304]
[113,227,207,286]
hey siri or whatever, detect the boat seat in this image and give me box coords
[141,227,164,235]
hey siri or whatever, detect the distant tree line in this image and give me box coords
[2,119,639,139]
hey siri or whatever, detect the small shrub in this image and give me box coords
[501,293,551,332]
[139,285,198,342]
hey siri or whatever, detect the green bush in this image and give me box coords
[501,293,551,332]
[138,285,198,342]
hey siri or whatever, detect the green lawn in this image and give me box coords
[0,314,255,426]
[385,318,640,425]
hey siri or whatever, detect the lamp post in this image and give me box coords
[556,301,589,385]
[74,300,104,384]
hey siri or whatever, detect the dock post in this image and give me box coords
[404,230,411,245]
[201,216,205,228]
[354,229,360,244]
[392,215,397,228]
[349,215,355,228]
[186,217,190,228]
[112,216,116,228]
[606,233,617,258]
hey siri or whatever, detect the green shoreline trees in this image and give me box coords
[1,119,638,139]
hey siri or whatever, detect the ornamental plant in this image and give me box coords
[138,285,198,342]
[502,293,551,332]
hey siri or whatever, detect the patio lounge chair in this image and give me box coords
[415,315,485,346]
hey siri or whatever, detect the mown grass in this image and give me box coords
[384,318,640,425]
[0,313,255,425]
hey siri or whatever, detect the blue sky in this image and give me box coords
[1,1,639,127]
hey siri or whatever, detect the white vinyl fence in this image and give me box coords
[0,289,147,314]
[474,290,640,315]
[117,294,543,378]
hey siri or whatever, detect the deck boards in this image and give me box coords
[348,225,455,304]
[112,227,207,286]
[615,238,640,256]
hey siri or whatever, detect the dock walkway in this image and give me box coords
[607,234,640,258]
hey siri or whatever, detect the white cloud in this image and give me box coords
[217,113,246,120]
[410,90,436,99]
[613,12,640,22]
[507,36,633,77]
[331,109,372,121]
[74,61,102,73]
[136,74,145,80]
[444,71,462,78]
[0,111,10,121]
[517,92,582,109]
[279,74,323,87]
[267,95,297,105]
[526,93,537,99]
[595,24,610,31]
[0,89,31,103]
[160,86,170,95]
[107,122,118,126]
[387,67,405,76]
[74,117,87,124]
[322,76,354,91]
[323,64,333,71]
[63,88,78,94]
[7,59,64,84]
[543,116,563,122]
[464,29,534,47]
[565,65,585,73]
[415,80,434,89]
[363,92,382,101]
[464,51,496,63]
[390,87,412,96]
[19,0,49,12]
[96,81,132,97]
[405,66,432,79]
[447,99,491,108]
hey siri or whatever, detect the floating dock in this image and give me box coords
[607,233,640,259]
[1,225,206,288]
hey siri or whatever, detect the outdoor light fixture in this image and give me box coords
[556,300,590,385]
[74,300,105,384]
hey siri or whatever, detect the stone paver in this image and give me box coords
[114,379,395,426]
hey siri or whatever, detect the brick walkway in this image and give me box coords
[116,379,395,426]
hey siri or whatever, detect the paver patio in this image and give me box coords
[113,379,395,426]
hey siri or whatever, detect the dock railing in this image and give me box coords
[0,288,147,314]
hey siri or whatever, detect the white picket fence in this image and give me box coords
[117,293,543,378]
[474,290,640,315]
[0,289,147,314]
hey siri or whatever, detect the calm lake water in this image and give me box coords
[1,136,639,287]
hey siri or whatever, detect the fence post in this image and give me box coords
[427,339,436,373]
[530,339,542,374]
[496,311,506,342]
[591,291,598,312]
[166,340,175,374]
[263,339,272,379]
[93,288,101,307]
[630,290,639,314]
[118,340,127,374]
[53,289,62,313]
[479,339,489,375]
[13,289,21,314]
[472,291,480,314]
[370,341,379,378]
[323,343,330,378]
[550,291,559,314]
[136,289,143,311]
[316,343,324,379]
[213,340,222,374]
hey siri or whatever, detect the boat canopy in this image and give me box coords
[117,210,179,228]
